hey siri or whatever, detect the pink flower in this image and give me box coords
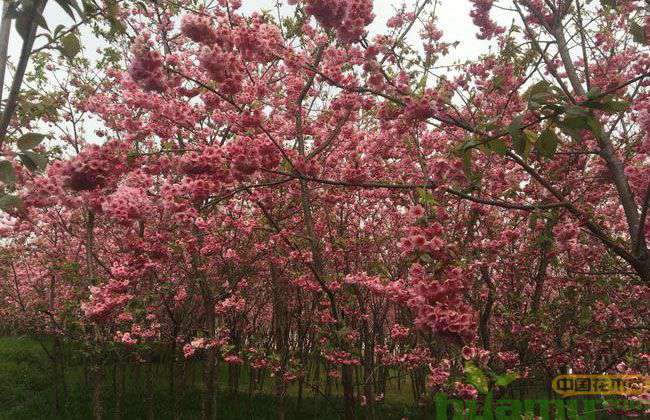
[224,355,243,364]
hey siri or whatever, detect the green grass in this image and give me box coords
[0,337,418,419]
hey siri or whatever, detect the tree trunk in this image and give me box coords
[144,362,155,420]
[342,364,355,420]
[0,1,12,102]
[0,0,46,146]
[275,375,287,420]
[174,358,187,420]
[51,336,67,416]
[228,362,240,396]
[114,362,125,420]
[202,299,217,420]
[363,347,375,420]
[92,364,104,420]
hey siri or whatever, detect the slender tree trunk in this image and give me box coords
[92,364,104,420]
[0,0,13,102]
[144,361,155,420]
[202,298,217,420]
[363,344,375,420]
[0,0,47,146]
[342,364,355,420]
[114,361,125,420]
[275,375,287,420]
[297,376,304,411]
[324,364,332,398]
[51,339,67,416]
[174,358,187,420]
[247,366,255,398]
[228,362,240,396]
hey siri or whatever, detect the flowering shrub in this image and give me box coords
[0,1,648,419]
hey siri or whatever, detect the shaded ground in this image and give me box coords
[0,336,416,419]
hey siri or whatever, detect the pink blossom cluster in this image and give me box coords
[82,280,133,322]
[128,36,166,92]
[407,265,475,341]
[102,186,152,222]
[461,346,490,366]
[427,359,451,388]
[469,0,505,40]
[454,382,478,399]
[198,45,243,94]
[302,0,374,43]
[322,349,360,366]
[180,14,218,45]
[51,141,128,192]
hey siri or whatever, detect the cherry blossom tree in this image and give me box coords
[0,0,648,419]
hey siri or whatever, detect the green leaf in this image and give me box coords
[523,130,536,159]
[563,106,591,130]
[61,33,81,59]
[487,139,507,155]
[526,82,555,108]
[587,116,603,138]
[493,372,519,387]
[508,115,525,155]
[19,152,48,172]
[462,149,473,178]
[417,188,438,206]
[526,80,552,98]
[464,362,489,394]
[600,100,630,113]
[586,88,602,100]
[556,121,582,142]
[54,0,77,20]
[0,161,16,185]
[67,0,84,16]
[458,138,481,153]
[17,133,46,151]
[33,11,49,32]
[537,128,559,159]
[583,98,630,113]
[0,194,23,212]
[630,22,647,45]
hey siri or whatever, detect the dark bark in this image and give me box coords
[342,364,355,420]
[92,364,104,420]
[202,299,217,420]
[114,362,125,420]
[51,336,68,416]
[144,362,155,420]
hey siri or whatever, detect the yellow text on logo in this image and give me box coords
[552,374,650,397]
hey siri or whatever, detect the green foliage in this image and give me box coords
[18,151,48,172]
[536,127,559,159]
[464,361,489,394]
[491,371,519,387]
[417,187,438,206]
[508,115,525,156]
[17,133,46,151]
[0,161,16,186]
[53,0,83,21]
[630,22,647,45]
[60,33,81,60]
[487,138,507,155]
[0,194,23,212]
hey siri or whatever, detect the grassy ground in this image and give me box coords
[3,337,625,419]
[0,336,418,419]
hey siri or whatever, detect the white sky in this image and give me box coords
[7,0,509,70]
[3,0,512,145]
